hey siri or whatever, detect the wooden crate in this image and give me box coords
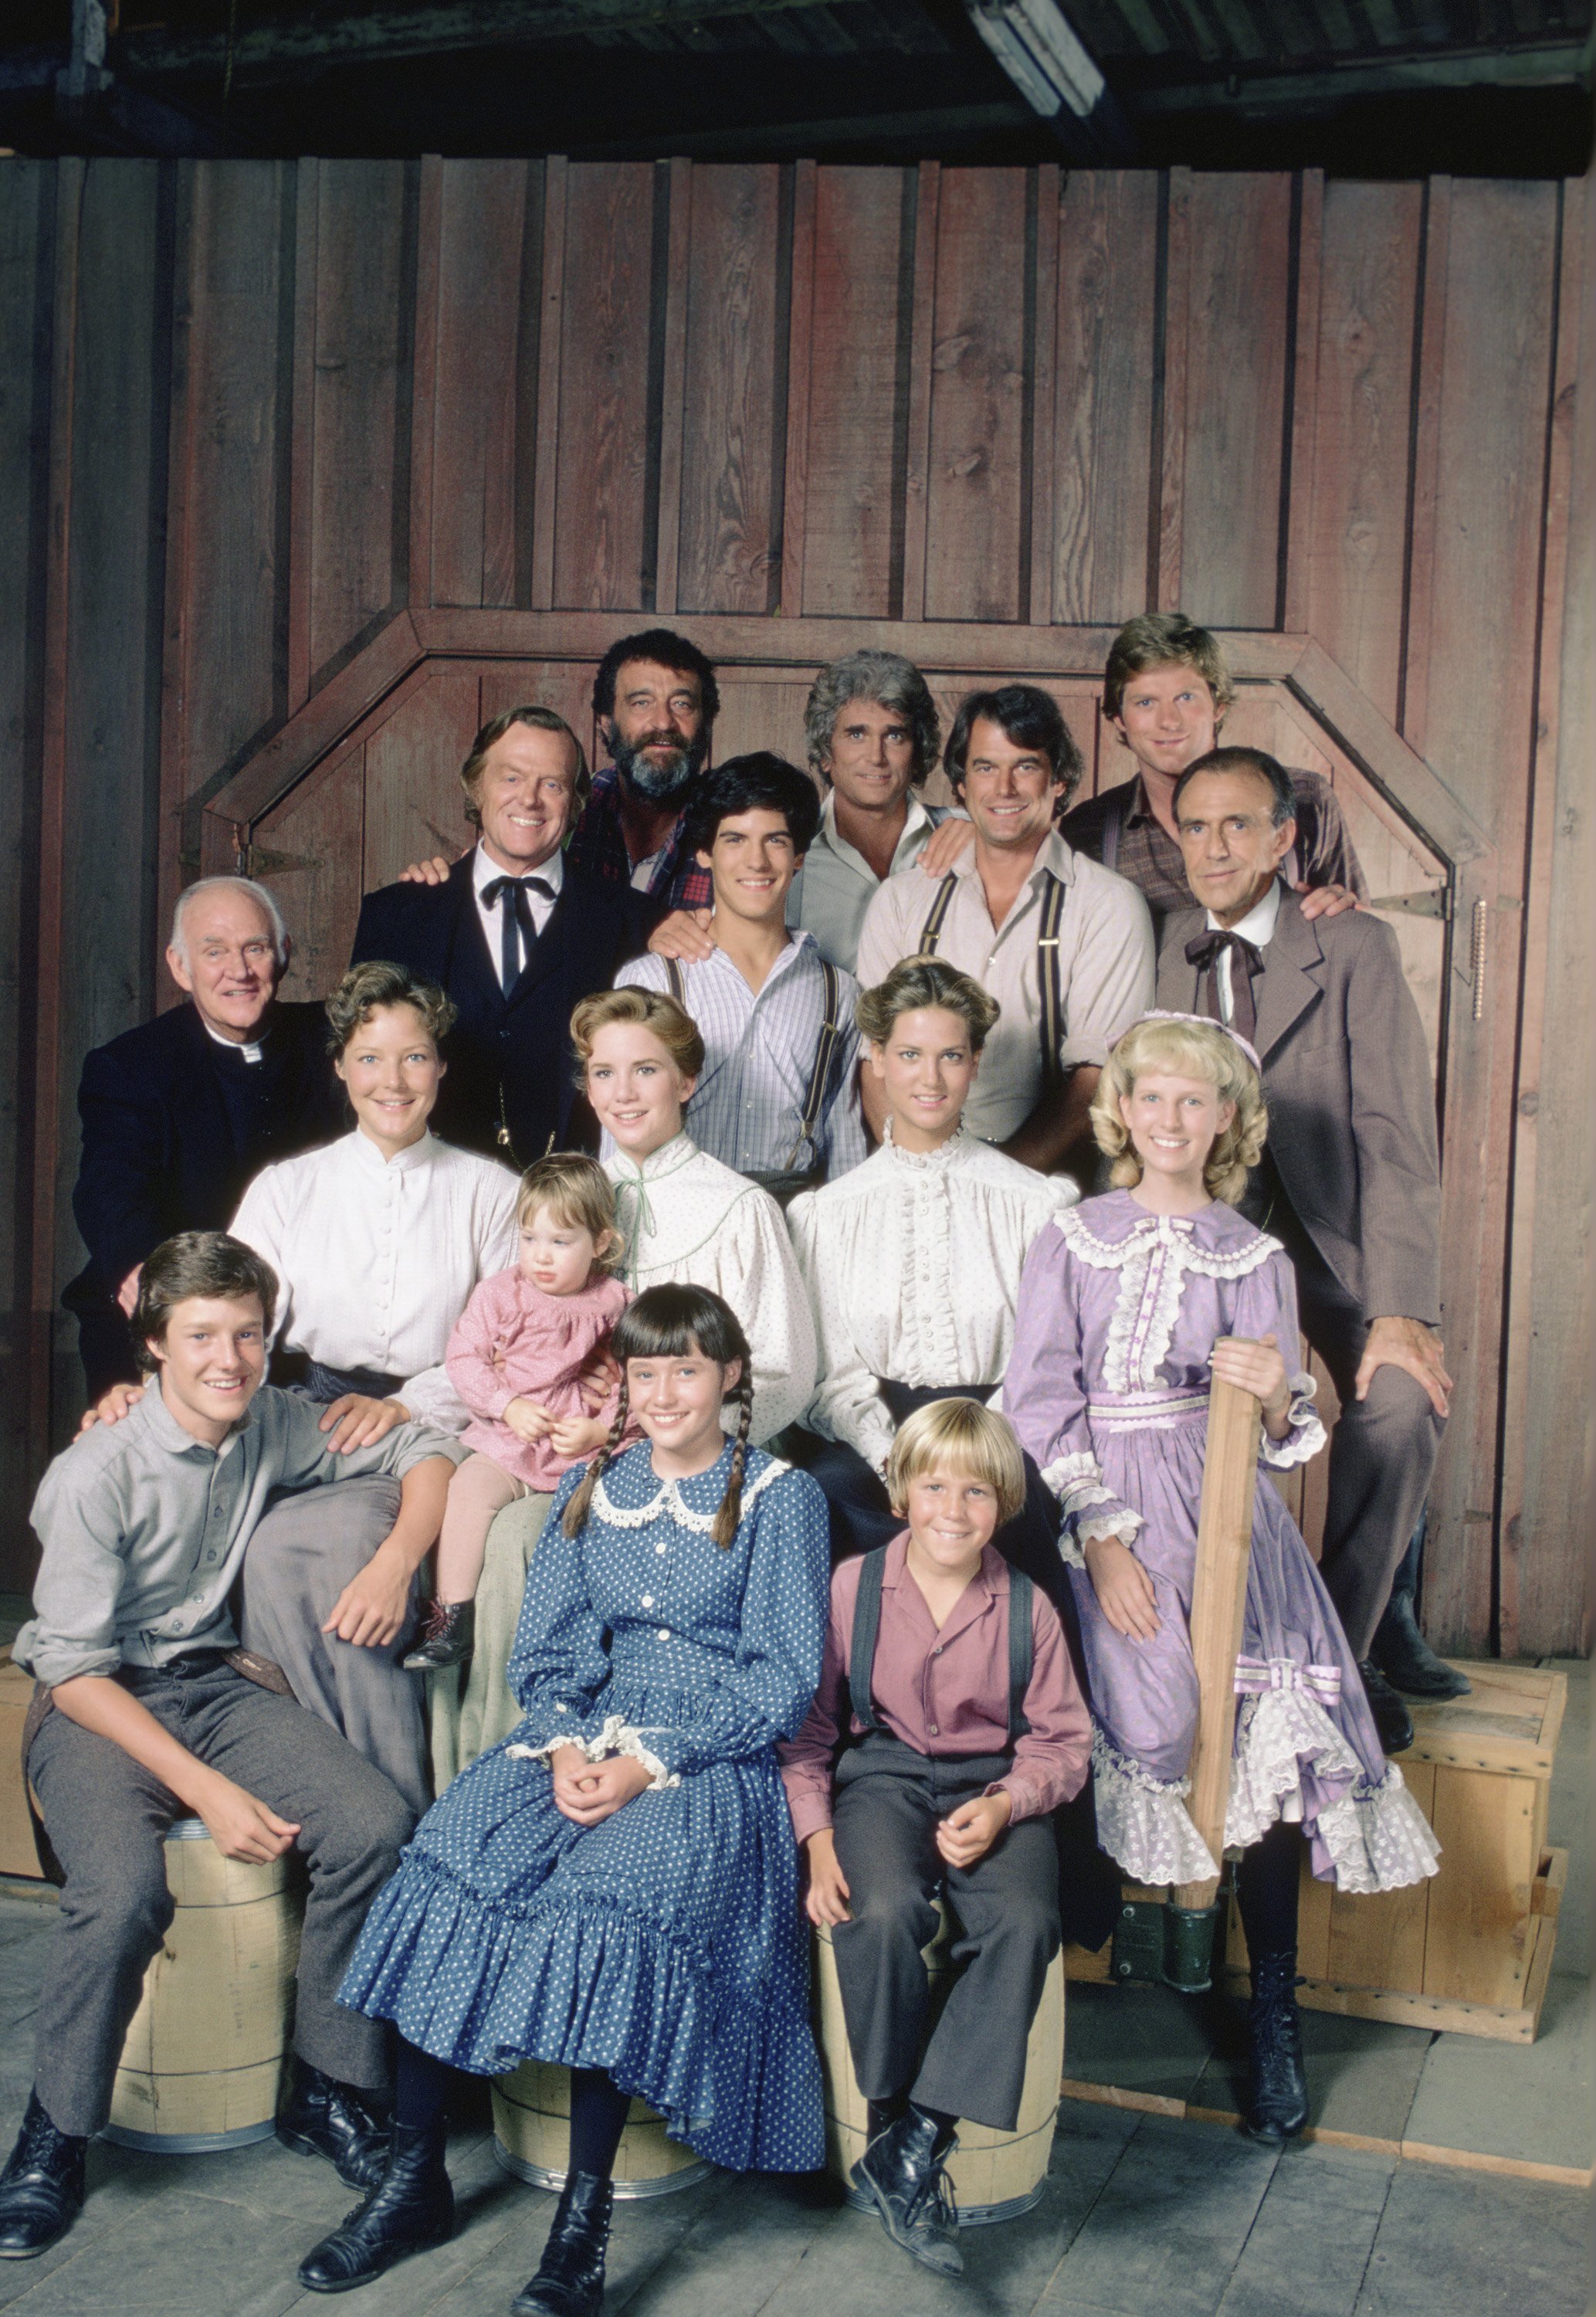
[1226,1662,1567,2042]
[0,1654,43,1881]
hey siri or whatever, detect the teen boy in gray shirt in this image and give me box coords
[0,1232,459,2264]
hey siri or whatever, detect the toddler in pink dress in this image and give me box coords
[405,1155,631,1671]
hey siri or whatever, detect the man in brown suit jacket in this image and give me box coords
[1156,747,1452,1754]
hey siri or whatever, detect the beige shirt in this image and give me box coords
[856,831,1156,1142]
[788,791,952,973]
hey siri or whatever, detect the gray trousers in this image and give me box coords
[829,1734,1060,2134]
[26,1659,414,2137]
[1289,1236,1446,1660]
[241,1475,431,1817]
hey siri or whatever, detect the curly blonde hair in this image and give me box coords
[1091,1016,1266,1205]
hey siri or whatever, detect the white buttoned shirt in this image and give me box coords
[471,840,564,983]
[1206,877,1284,1023]
[230,1128,519,1407]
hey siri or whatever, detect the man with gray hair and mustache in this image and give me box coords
[65,876,341,1394]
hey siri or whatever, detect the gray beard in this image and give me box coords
[612,731,706,802]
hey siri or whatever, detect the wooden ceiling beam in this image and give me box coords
[1131,38,1591,117]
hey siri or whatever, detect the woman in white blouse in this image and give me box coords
[571,985,816,1444]
[786,955,1079,1600]
[231,962,518,1430]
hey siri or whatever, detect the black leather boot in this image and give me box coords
[850,2103,963,2277]
[511,2172,614,2317]
[1371,1591,1470,1700]
[1243,1951,1310,2147]
[296,2122,454,2293]
[402,1600,476,1672]
[1357,1661,1415,1756]
[277,2061,392,2190]
[0,2091,86,2260]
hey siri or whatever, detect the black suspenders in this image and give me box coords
[665,955,842,1172]
[848,1546,1034,1743]
[917,870,1066,1094]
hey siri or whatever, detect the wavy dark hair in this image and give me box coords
[943,684,1085,811]
[561,1284,754,1549]
[591,629,720,727]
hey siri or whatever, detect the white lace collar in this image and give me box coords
[881,1119,971,1172]
[591,1454,791,1533]
[1058,1199,1279,1393]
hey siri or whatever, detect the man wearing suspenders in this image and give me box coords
[856,686,1154,1182]
[615,753,865,1203]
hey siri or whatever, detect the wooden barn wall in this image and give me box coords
[0,155,1588,1654]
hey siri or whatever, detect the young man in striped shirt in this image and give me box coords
[614,753,866,1202]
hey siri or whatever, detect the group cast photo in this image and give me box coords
[10,612,1466,2312]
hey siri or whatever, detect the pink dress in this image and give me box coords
[447,1270,631,1492]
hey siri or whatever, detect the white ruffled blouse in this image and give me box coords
[603,1134,817,1446]
[787,1127,1079,1472]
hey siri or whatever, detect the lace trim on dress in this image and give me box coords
[880,1118,971,1170]
[1090,1728,1218,1885]
[1056,1207,1283,1393]
[1259,1375,1328,1469]
[1223,1691,1441,1893]
[1038,1450,1145,1546]
[509,1712,680,1792]
[1073,1506,1145,1550]
[590,1457,791,1532]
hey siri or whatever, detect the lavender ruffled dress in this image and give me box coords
[1005,1191,1439,1894]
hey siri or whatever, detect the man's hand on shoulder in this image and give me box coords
[1296,880,1361,921]
[1357,1316,1452,1420]
[648,909,715,963]
[78,1382,146,1436]
[398,854,457,886]
[918,818,976,877]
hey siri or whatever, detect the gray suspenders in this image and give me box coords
[663,955,843,1172]
[917,871,1068,1093]
[847,1545,1033,1742]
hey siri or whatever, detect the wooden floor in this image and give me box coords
[0,1659,1583,2314]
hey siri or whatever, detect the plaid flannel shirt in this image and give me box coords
[567,767,714,912]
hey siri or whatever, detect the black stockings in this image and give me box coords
[393,2044,631,2183]
[1233,1820,1302,1962]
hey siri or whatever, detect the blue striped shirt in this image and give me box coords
[615,933,866,1182]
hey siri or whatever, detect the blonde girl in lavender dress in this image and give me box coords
[1005,1013,1438,2146]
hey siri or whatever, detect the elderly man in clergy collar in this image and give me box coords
[1157,745,1454,1753]
[64,877,341,1396]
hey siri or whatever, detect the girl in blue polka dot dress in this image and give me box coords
[296,1284,832,2315]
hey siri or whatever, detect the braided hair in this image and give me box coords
[561,1284,755,1548]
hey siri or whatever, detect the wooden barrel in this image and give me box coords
[103,1818,304,2155]
[814,1903,1065,2225]
[493,2063,713,2198]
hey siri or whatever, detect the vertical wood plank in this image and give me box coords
[361,672,489,891]
[428,160,529,611]
[0,161,55,1586]
[899,160,940,626]
[1054,170,1160,624]
[256,744,367,1006]
[776,159,815,619]
[1177,172,1293,628]
[1155,166,1190,612]
[408,155,442,619]
[1399,177,1450,755]
[307,159,408,680]
[1302,179,1423,725]
[1410,181,1559,1650]
[552,162,654,612]
[1501,175,1591,1657]
[677,164,782,617]
[923,168,1028,624]
[652,157,692,617]
[530,157,567,612]
[160,160,295,929]
[1173,1378,1262,1911]
[1027,162,1059,630]
[801,166,906,619]
[1280,168,1323,633]
[286,158,318,714]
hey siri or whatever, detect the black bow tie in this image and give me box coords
[483,874,556,995]
[1184,928,1263,1042]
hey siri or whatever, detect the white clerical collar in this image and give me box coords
[473,840,564,902]
[1206,877,1283,950]
[200,1013,265,1065]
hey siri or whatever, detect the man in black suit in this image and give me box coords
[66,878,342,1395]
[350,705,652,1165]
